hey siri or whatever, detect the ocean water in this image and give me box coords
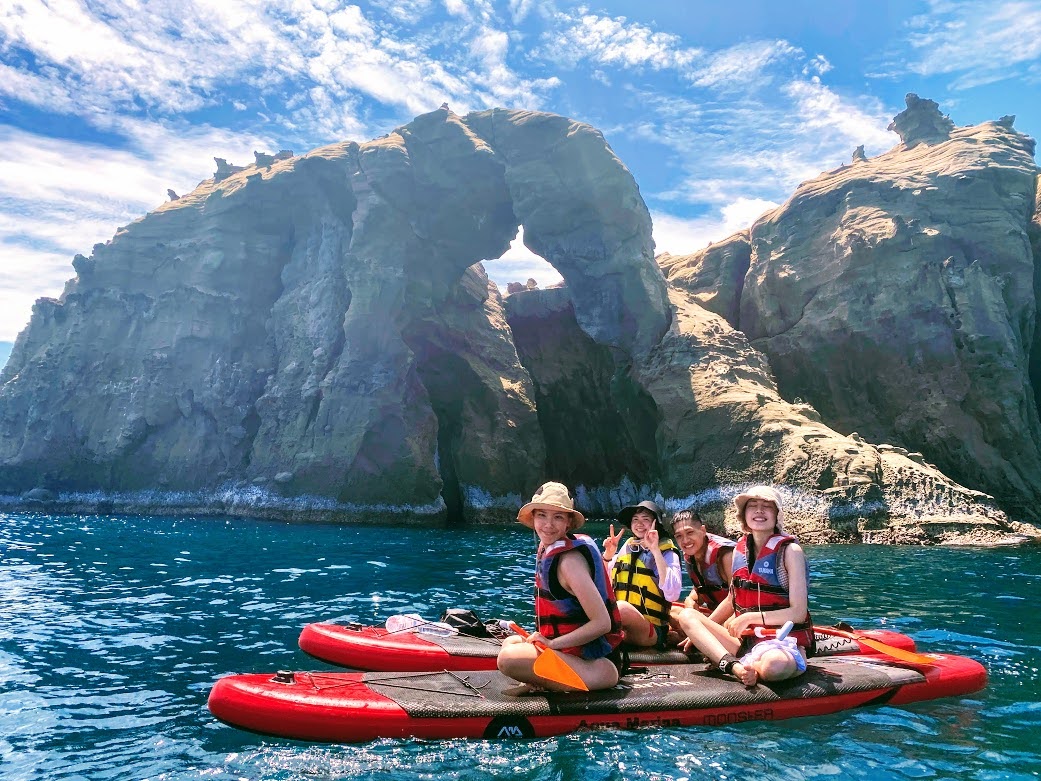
[1,511,1038,781]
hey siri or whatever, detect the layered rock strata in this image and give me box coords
[664,95,1041,524]
[0,108,668,523]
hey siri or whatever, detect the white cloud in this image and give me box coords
[651,198,778,257]
[0,0,555,140]
[636,79,892,213]
[540,12,702,70]
[802,54,832,76]
[481,226,562,290]
[0,120,274,341]
[783,78,894,153]
[901,0,1041,89]
[539,10,810,92]
[690,40,801,90]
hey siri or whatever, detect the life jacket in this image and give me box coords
[685,533,735,609]
[730,533,815,654]
[612,538,680,627]
[535,534,623,660]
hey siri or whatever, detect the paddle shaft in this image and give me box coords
[813,626,937,665]
[673,602,936,665]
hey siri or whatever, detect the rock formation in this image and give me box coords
[1,102,1038,544]
[0,109,668,524]
[662,99,1041,527]
[887,93,955,147]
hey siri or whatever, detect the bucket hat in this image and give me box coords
[733,486,786,533]
[618,500,665,529]
[517,482,585,529]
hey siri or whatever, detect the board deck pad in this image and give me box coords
[406,629,863,663]
[355,657,924,720]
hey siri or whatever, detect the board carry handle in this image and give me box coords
[505,622,590,692]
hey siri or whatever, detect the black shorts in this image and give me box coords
[606,645,630,676]
[652,623,670,651]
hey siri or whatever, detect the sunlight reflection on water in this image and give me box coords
[0,512,1038,780]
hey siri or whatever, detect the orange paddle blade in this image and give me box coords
[532,649,589,692]
[815,626,938,665]
[507,622,590,692]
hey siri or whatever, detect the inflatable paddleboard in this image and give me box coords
[299,621,917,671]
[208,652,986,742]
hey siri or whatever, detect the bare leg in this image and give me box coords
[617,601,658,648]
[496,635,619,693]
[674,608,757,684]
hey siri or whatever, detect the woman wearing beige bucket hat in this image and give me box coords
[496,482,625,694]
[672,485,814,686]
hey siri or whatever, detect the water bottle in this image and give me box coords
[417,621,458,637]
[385,613,425,633]
[385,613,458,636]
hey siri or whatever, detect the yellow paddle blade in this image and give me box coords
[533,648,589,692]
[816,627,938,665]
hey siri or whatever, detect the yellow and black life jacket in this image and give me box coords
[612,538,680,626]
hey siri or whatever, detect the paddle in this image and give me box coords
[672,602,938,666]
[506,622,590,692]
[747,620,795,641]
[814,626,938,665]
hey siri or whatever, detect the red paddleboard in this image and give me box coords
[298,621,918,671]
[208,652,986,743]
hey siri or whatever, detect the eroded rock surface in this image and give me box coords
[632,289,1035,544]
[0,108,667,523]
[2,103,1039,544]
[662,101,1041,526]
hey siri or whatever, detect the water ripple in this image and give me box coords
[1,513,1039,780]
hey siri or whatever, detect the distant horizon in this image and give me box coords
[3,0,1039,342]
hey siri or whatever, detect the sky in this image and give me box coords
[1,0,1040,351]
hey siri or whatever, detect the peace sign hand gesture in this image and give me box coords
[603,524,626,561]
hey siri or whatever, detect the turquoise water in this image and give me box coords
[1,512,1039,780]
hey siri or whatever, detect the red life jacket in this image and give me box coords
[685,533,735,609]
[730,533,815,654]
[535,534,623,660]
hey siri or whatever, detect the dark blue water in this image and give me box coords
[1,512,1039,780]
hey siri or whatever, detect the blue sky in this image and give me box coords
[1,0,1040,348]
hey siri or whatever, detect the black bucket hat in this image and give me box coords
[618,500,665,529]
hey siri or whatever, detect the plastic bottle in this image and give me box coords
[417,621,458,637]
[385,613,425,633]
[384,613,458,636]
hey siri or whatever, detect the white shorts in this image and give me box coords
[740,637,807,673]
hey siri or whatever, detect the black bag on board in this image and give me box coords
[440,608,491,637]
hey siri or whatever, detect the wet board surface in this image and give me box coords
[360,656,925,719]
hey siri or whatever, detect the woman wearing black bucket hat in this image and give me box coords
[602,500,683,650]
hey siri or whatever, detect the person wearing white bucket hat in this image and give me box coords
[672,485,814,687]
[497,482,625,694]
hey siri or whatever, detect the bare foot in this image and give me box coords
[502,682,546,696]
[733,662,758,688]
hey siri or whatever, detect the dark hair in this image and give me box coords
[671,508,704,528]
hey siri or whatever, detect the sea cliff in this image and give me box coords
[2,98,1039,544]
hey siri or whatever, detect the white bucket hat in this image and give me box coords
[733,485,786,534]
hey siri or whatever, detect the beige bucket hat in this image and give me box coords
[517,481,585,529]
[733,485,786,533]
